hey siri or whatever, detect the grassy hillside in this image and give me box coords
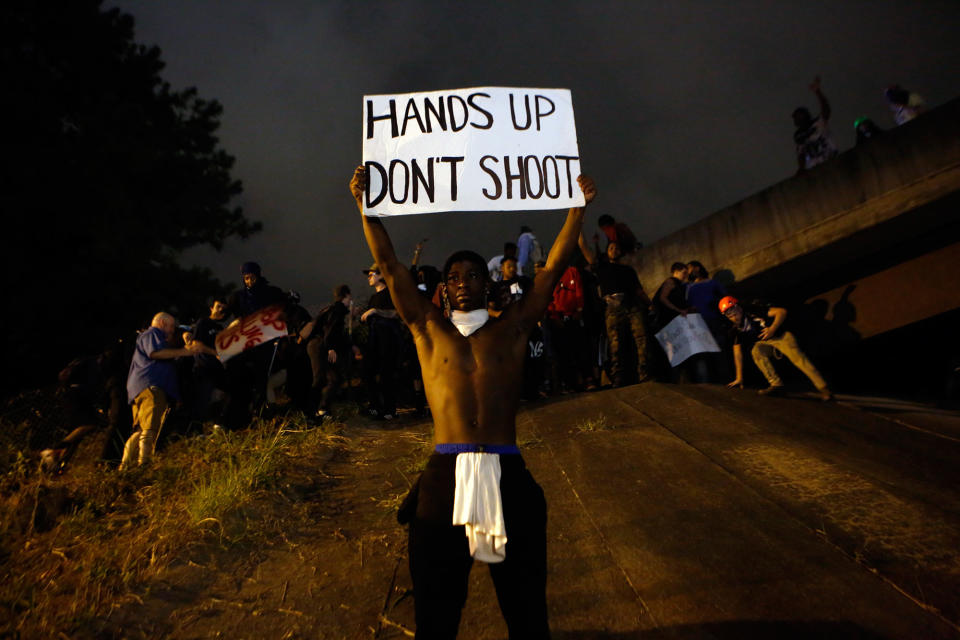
[0,410,345,637]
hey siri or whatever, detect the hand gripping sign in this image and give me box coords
[362,87,584,216]
[215,305,288,364]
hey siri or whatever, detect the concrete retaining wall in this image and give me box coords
[634,98,960,296]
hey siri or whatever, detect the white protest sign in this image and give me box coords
[362,87,583,216]
[654,314,721,367]
[215,306,288,364]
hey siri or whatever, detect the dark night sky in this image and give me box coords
[113,1,960,310]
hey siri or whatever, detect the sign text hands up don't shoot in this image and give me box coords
[361,87,583,216]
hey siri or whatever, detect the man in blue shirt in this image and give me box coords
[121,312,200,469]
[516,226,540,276]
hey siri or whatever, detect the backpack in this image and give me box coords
[530,237,545,264]
[549,266,583,317]
[303,303,338,342]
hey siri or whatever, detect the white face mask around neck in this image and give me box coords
[450,309,490,337]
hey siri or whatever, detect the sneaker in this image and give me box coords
[758,385,785,397]
[40,449,64,473]
[817,388,834,402]
[308,412,333,427]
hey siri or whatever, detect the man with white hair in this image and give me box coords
[120,312,200,469]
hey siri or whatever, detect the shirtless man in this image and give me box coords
[350,165,595,639]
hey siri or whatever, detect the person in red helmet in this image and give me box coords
[717,296,738,315]
[720,296,833,401]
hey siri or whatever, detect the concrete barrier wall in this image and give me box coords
[806,241,960,341]
[634,98,960,293]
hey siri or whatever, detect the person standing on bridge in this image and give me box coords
[720,296,833,401]
[793,75,838,173]
[884,84,925,126]
[349,164,596,639]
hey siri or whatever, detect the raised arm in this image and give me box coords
[810,76,830,122]
[577,228,598,266]
[513,176,596,328]
[411,238,427,267]
[350,166,431,328]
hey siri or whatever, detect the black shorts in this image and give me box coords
[400,452,550,639]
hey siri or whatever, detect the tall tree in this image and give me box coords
[2,0,260,391]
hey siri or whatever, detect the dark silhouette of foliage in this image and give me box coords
[3,0,260,391]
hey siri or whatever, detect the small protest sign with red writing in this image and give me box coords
[215,305,287,363]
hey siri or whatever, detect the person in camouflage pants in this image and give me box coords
[604,294,649,385]
[578,234,652,386]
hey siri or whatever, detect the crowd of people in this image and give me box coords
[349,166,836,637]
[793,76,925,172]
[41,74,930,473]
[21,76,938,640]
[41,216,834,473]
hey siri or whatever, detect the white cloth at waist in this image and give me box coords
[452,452,507,563]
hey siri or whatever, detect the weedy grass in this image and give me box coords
[0,411,343,638]
[517,426,544,449]
[575,414,612,433]
[377,492,406,513]
[397,430,434,477]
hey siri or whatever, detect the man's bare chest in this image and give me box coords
[427,331,519,375]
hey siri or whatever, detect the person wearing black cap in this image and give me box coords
[226,261,287,319]
[220,261,288,430]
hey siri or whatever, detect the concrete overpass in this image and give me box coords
[634,97,960,344]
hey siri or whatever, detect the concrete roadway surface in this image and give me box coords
[454,383,960,639]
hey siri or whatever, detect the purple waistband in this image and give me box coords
[434,443,521,455]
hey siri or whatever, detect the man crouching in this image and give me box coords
[349,165,595,639]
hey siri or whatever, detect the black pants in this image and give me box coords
[221,343,276,430]
[551,315,590,391]
[306,338,343,413]
[401,453,550,639]
[364,320,401,416]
